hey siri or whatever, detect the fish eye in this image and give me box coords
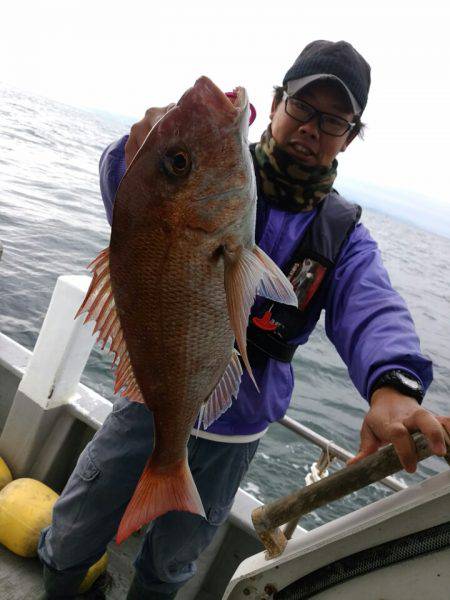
[162,146,191,178]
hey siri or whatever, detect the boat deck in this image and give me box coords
[0,534,139,600]
[0,518,263,599]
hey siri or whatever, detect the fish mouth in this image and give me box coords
[225,86,248,115]
[178,76,249,127]
[195,76,248,116]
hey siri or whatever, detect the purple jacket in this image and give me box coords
[99,135,433,436]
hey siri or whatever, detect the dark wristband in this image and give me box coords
[370,369,424,403]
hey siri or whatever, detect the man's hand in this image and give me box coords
[348,387,450,472]
[124,104,176,168]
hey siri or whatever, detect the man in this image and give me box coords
[38,40,450,599]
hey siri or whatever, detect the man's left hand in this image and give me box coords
[348,387,450,472]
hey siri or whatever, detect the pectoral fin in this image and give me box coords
[224,245,297,389]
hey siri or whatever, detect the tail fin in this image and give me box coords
[116,457,205,544]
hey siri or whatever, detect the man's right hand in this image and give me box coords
[124,104,176,168]
[348,388,450,473]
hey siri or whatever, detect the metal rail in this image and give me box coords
[278,415,407,492]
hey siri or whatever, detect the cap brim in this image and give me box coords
[286,74,361,114]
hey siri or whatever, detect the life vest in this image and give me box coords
[247,146,362,364]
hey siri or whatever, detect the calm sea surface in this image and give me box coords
[1,84,449,530]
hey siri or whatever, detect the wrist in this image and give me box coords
[370,386,420,408]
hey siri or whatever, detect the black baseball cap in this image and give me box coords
[282,40,371,114]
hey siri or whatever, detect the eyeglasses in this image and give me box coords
[283,93,355,137]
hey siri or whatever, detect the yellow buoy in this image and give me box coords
[79,553,109,593]
[0,478,58,557]
[0,458,13,491]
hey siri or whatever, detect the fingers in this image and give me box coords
[388,422,418,473]
[350,391,450,475]
[404,409,447,456]
[124,137,139,168]
[347,421,381,466]
[349,420,423,473]
[125,103,176,168]
[145,103,176,122]
[124,120,149,167]
[347,410,450,473]
[435,416,450,448]
[389,410,449,473]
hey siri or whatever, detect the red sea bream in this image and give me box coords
[77,77,297,543]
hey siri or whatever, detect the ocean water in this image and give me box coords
[1,84,449,531]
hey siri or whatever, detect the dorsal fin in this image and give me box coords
[76,247,145,404]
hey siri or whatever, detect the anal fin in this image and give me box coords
[200,349,243,429]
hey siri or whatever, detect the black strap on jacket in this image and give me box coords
[247,150,362,363]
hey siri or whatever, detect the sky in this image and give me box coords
[2,0,450,211]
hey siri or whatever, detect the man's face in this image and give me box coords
[270,81,357,168]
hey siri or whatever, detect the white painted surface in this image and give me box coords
[18,275,96,409]
[0,332,31,376]
[67,384,113,430]
[314,547,450,600]
[223,470,450,599]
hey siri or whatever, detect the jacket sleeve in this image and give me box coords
[99,135,128,225]
[324,222,433,402]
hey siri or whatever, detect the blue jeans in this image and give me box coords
[38,396,259,595]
